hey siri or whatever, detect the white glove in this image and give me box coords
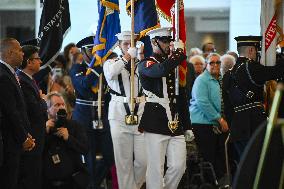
[184,130,195,142]
[173,40,185,50]
[127,47,137,59]
[136,41,144,49]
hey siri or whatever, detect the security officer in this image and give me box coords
[223,36,284,159]
[69,36,115,189]
[103,31,147,189]
[138,27,191,189]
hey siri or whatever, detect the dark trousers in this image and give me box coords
[85,128,114,189]
[234,140,248,162]
[192,124,227,179]
[0,150,21,189]
[18,153,42,189]
[43,178,77,189]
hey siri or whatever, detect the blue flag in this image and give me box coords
[91,0,121,67]
[126,0,160,57]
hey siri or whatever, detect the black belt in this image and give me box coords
[234,102,263,112]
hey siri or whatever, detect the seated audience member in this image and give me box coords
[220,54,236,76]
[189,55,206,77]
[43,92,89,189]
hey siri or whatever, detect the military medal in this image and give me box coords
[168,114,179,133]
[125,114,138,125]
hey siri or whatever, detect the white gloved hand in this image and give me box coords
[184,130,195,142]
[127,47,137,59]
[136,41,144,49]
[173,40,185,50]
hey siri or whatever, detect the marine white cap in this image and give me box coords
[115,31,139,40]
[146,27,172,39]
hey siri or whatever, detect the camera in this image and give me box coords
[55,109,67,128]
[50,109,67,134]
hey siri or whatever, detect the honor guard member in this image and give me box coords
[69,36,115,189]
[138,27,191,189]
[103,31,147,189]
[223,36,284,159]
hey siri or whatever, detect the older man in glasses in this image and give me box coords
[190,53,229,185]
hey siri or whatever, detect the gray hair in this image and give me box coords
[220,54,236,75]
[206,52,221,63]
[189,55,206,67]
[46,91,64,108]
[188,47,203,57]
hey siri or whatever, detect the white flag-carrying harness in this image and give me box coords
[261,0,284,66]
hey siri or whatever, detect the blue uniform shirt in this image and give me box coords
[69,62,103,129]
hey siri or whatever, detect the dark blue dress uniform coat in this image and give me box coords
[138,51,191,136]
[223,57,284,142]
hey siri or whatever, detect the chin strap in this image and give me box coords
[154,38,168,58]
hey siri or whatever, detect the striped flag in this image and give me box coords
[261,0,284,66]
[156,0,187,87]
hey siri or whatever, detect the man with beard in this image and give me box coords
[138,27,192,189]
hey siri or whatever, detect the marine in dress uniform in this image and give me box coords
[222,36,284,159]
[69,36,114,189]
[138,27,191,189]
[103,31,147,189]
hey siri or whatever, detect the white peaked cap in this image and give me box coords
[146,27,172,39]
[115,31,139,40]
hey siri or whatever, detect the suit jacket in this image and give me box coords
[0,107,3,166]
[17,70,47,154]
[0,63,30,152]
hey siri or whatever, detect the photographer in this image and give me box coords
[43,92,89,189]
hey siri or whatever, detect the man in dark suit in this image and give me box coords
[17,45,48,189]
[0,108,3,166]
[0,38,35,189]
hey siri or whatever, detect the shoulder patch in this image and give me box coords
[145,60,156,68]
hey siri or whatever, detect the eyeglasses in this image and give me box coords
[209,61,221,65]
[29,57,41,61]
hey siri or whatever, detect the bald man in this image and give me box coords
[0,38,35,189]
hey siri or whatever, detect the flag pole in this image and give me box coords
[96,73,103,129]
[130,0,135,115]
[174,0,180,95]
[124,0,138,125]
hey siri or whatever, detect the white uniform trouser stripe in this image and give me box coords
[109,120,147,189]
[144,132,186,189]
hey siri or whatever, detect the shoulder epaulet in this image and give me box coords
[145,60,156,68]
[144,57,159,68]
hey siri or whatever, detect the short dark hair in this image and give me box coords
[202,42,215,52]
[19,45,39,69]
[0,38,17,54]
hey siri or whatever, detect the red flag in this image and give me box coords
[261,0,284,66]
[156,0,187,87]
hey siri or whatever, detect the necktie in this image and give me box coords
[15,74,21,87]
